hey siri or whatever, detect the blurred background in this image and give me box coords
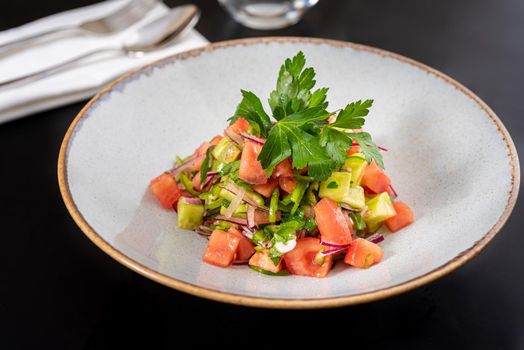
[0,0,523,348]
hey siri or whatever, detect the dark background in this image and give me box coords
[1,0,523,348]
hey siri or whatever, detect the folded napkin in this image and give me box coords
[0,0,209,124]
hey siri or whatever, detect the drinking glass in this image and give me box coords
[218,0,319,30]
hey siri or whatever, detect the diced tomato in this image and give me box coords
[190,135,223,171]
[150,173,181,209]
[239,141,268,184]
[228,227,256,261]
[346,145,361,156]
[253,210,281,225]
[283,238,333,278]
[279,177,297,193]
[272,158,293,178]
[385,201,414,232]
[226,117,250,135]
[360,161,391,194]
[203,230,240,267]
[252,178,279,198]
[209,135,223,146]
[249,249,283,273]
[344,238,383,268]
[192,173,202,192]
[314,198,353,245]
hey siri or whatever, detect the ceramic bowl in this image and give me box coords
[58,37,519,308]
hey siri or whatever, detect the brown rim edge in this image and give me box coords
[57,37,520,309]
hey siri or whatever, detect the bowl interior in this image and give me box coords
[62,39,516,303]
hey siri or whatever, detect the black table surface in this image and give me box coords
[1,0,523,348]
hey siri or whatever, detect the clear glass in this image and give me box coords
[218,0,319,30]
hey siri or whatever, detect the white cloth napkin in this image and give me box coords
[0,0,209,124]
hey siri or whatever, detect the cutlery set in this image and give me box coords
[0,1,200,89]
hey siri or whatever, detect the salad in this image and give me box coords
[150,52,413,278]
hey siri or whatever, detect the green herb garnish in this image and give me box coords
[350,212,367,232]
[228,51,383,180]
[327,181,338,189]
[199,147,213,183]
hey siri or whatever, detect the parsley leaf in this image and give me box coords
[218,160,240,177]
[280,123,335,180]
[232,51,385,182]
[268,51,328,120]
[268,220,304,261]
[330,99,373,129]
[199,148,213,183]
[327,181,338,189]
[257,124,292,175]
[308,87,329,109]
[230,90,272,137]
[258,107,335,180]
[319,127,353,166]
[304,217,318,232]
[280,106,331,127]
[348,132,384,169]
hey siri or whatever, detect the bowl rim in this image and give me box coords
[57,36,520,309]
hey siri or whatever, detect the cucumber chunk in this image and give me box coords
[364,192,397,232]
[212,137,241,163]
[177,198,205,230]
[319,172,365,209]
[341,153,367,186]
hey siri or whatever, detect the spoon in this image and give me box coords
[0,5,200,89]
[0,0,159,58]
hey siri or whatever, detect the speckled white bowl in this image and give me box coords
[58,37,519,308]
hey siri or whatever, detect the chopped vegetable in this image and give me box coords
[252,178,279,198]
[228,227,256,261]
[150,173,181,209]
[360,161,391,194]
[239,141,269,185]
[283,238,333,278]
[177,197,204,229]
[203,230,240,267]
[364,192,397,233]
[269,188,280,223]
[314,198,353,246]
[149,51,413,278]
[385,201,414,232]
[343,238,383,268]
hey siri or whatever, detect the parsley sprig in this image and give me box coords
[228,51,384,180]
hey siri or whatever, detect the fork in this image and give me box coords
[0,0,158,58]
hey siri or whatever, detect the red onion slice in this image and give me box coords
[224,129,244,147]
[367,233,385,244]
[320,246,349,256]
[169,154,204,176]
[180,197,202,205]
[240,133,266,145]
[389,185,398,198]
[202,173,217,189]
[220,183,269,211]
[214,215,248,227]
[351,142,387,152]
[320,241,350,249]
[198,225,213,233]
[340,203,359,211]
[247,205,256,228]
[223,187,246,218]
[242,227,255,239]
[195,229,212,237]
